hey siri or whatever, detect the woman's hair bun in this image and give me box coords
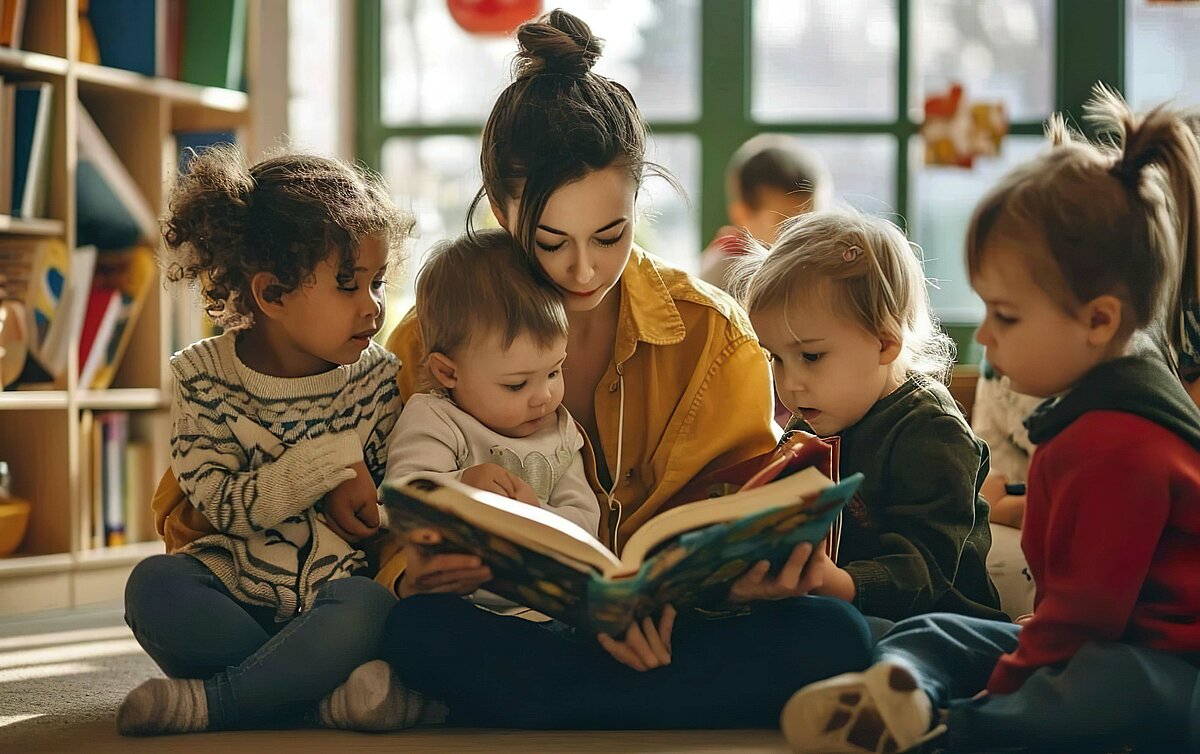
[514,8,603,78]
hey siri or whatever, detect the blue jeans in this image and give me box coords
[124,553,396,729]
[876,613,1200,752]
[383,593,873,729]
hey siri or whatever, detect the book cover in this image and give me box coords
[10,81,52,218]
[86,246,155,389]
[384,465,862,635]
[180,0,247,90]
[88,0,156,76]
[78,285,120,390]
[101,411,128,547]
[37,245,97,381]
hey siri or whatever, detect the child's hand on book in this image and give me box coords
[322,461,381,543]
[728,541,826,603]
[597,605,676,672]
[461,463,539,506]
[398,528,494,599]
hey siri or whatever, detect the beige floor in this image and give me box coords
[0,603,791,754]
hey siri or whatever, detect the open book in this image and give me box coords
[384,453,861,635]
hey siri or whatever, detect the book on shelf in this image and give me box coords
[0,77,13,214]
[384,433,860,635]
[9,80,52,219]
[76,104,158,250]
[35,245,97,382]
[0,0,27,49]
[78,245,155,390]
[100,411,128,546]
[181,0,247,90]
[87,0,157,76]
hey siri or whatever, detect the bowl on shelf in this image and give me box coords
[0,499,31,557]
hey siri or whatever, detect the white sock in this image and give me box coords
[316,660,448,732]
[117,677,209,736]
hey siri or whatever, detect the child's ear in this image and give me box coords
[1083,294,1123,347]
[878,335,902,366]
[250,272,287,319]
[427,352,459,389]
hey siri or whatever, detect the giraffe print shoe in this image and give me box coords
[780,661,948,753]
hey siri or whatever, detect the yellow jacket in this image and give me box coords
[154,247,777,597]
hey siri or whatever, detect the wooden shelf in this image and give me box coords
[0,46,69,76]
[0,391,69,410]
[0,551,73,577]
[0,215,65,236]
[73,540,164,569]
[76,62,249,112]
[0,3,255,618]
[77,388,168,411]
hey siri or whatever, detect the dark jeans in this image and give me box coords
[124,553,396,729]
[876,613,1200,752]
[383,593,873,729]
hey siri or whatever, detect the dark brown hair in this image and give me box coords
[966,86,1200,363]
[162,145,413,330]
[468,8,677,257]
[417,228,567,360]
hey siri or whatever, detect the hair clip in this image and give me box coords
[842,246,860,262]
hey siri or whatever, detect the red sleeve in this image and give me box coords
[987,413,1173,694]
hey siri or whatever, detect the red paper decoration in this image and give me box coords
[447,0,543,35]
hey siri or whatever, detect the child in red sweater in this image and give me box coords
[781,87,1200,753]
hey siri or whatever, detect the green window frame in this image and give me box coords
[355,0,1125,348]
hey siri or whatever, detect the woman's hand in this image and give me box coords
[397,528,493,598]
[461,463,539,506]
[597,605,676,672]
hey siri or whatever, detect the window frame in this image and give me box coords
[355,0,1125,336]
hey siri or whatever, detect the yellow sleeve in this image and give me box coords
[385,307,427,403]
[377,307,427,593]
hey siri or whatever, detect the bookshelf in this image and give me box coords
[0,0,254,614]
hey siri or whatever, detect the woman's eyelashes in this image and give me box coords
[536,226,627,253]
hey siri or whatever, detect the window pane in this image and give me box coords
[909,135,1045,324]
[911,0,1054,122]
[1127,0,1200,109]
[752,0,898,123]
[288,0,343,156]
[637,134,701,273]
[381,0,699,126]
[772,135,897,216]
[380,136,489,321]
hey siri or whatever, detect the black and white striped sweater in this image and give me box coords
[170,333,401,621]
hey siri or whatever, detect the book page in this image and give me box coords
[618,466,833,571]
[393,475,621,573]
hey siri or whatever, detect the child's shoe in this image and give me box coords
[316,659,448,732]
[780,660,947,753]
[117,677,208,736]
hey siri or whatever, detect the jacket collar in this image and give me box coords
[613,246,687,365]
